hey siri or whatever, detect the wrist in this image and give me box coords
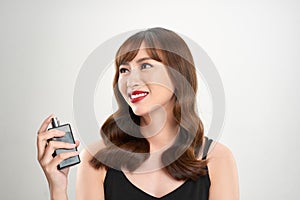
[50,186,68,200]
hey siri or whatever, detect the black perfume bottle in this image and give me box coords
[48,117,80,169]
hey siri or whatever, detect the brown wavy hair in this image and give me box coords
[90,27,207,180]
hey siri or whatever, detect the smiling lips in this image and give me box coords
[130,90,149,103]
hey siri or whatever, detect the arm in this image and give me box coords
[207,142,239,200]
[76,145,106,200]
[37,114,80,200]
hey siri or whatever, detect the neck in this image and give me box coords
[140,103,179,153]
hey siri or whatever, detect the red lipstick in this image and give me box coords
[130,90,149,103]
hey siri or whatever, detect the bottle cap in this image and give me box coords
[51,117,60,128]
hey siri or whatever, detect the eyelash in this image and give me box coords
[119,68,128,74]
[119,63,153,74]
[141,63,153,69]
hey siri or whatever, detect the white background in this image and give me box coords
[1,0,299,199]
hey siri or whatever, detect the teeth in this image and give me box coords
[131,93,148,99]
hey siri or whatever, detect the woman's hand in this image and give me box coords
[37,114,80,199]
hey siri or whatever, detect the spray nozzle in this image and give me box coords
[51,117,60,128]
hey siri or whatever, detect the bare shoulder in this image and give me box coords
[79,140,107,181]
[206,141,239,200]
[76,140,107,200]
[207,141,235,160]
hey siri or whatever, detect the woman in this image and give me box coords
[37,27,239,200]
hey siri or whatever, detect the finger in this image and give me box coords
[37,129,65,161]
[37,129,65,160]
[48,151,80,169]
[37,114,54,134]
[60,167,70,176]
[42,141,77,163]
[74,140,80,147]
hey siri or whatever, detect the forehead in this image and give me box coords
[116,41,163,66]
[130,45,150,61]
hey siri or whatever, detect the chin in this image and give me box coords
[131,107,149,117]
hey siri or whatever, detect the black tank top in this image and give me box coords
[104,137,213,200]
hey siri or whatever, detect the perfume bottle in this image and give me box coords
[48,117,80,169]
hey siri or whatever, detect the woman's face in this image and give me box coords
[117,44,175,117]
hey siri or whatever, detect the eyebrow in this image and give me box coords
[136,57,153,63]
[119,57,153,68]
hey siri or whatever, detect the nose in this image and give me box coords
[127,67,143,88]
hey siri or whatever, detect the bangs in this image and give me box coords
[115,31,164,67]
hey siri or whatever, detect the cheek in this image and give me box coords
[143,68,174,93]
[148,77,174,94]
[150,85,174,100]
[117,78,127,98]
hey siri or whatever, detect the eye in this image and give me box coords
[141,63,153,70]
[119,67,129,74]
